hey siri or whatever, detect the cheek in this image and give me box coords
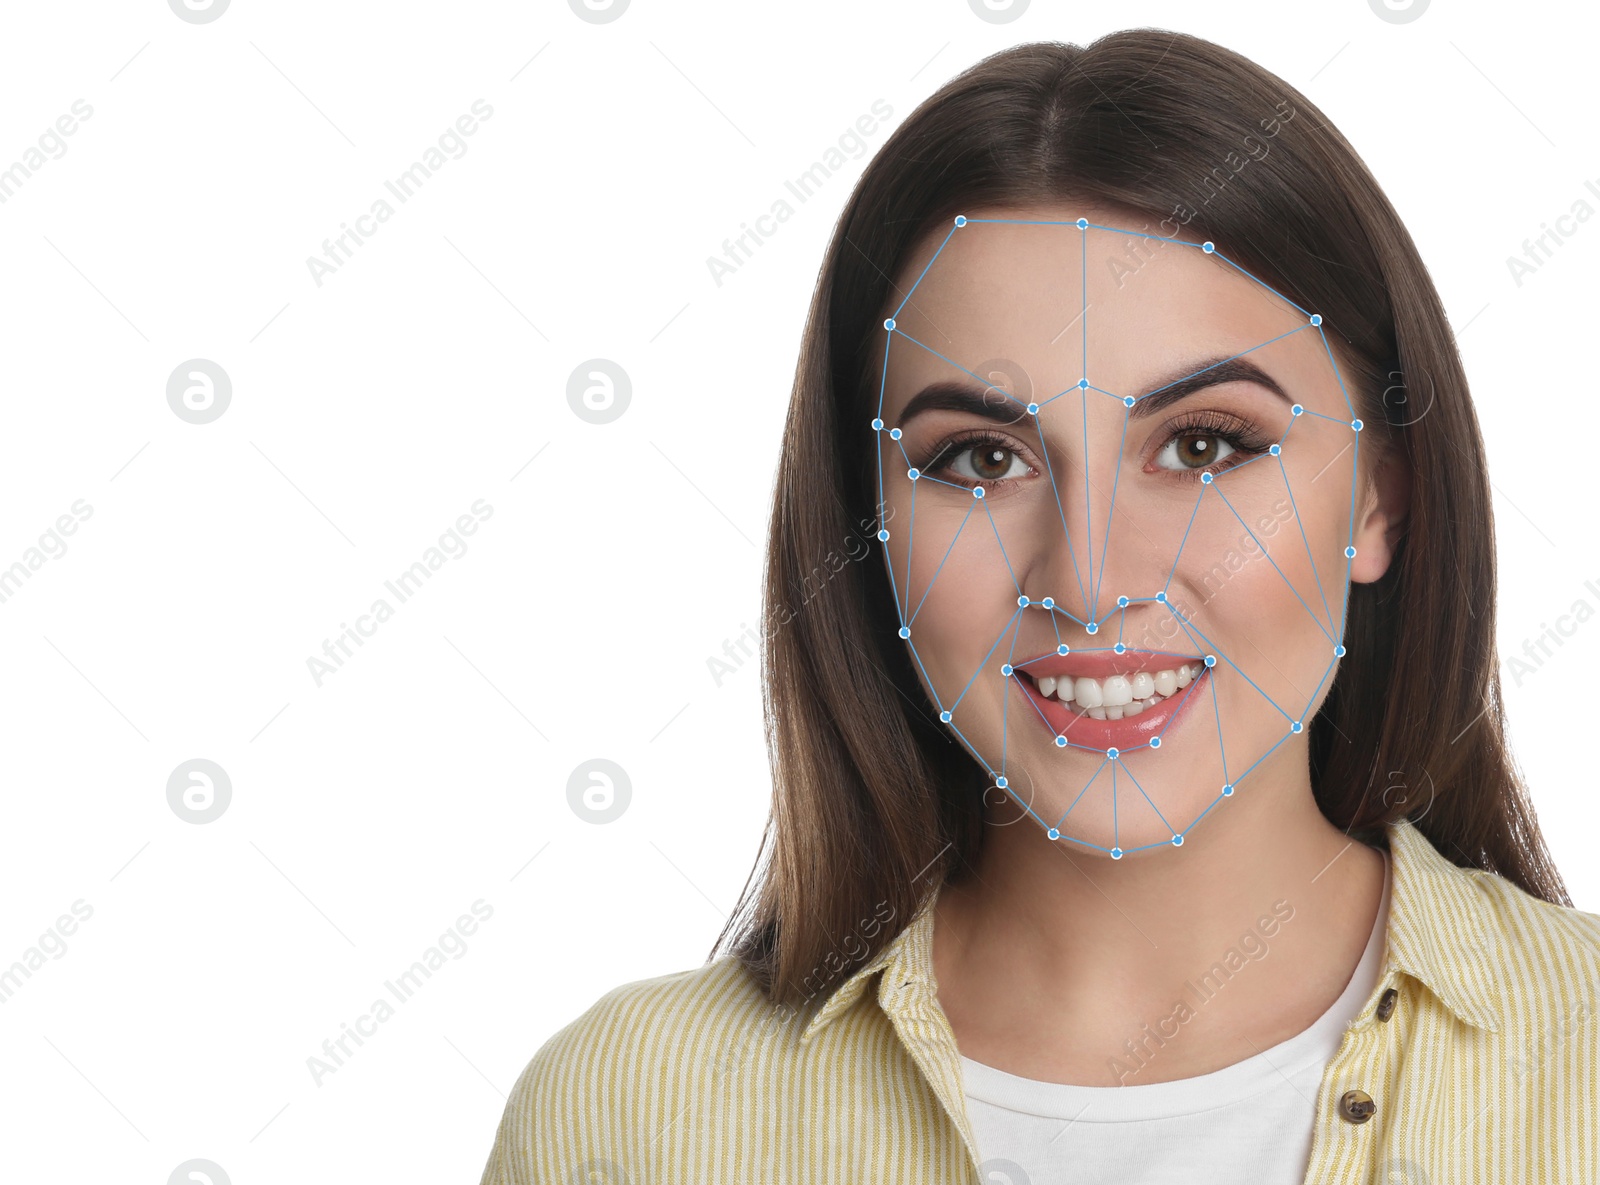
[901,507,1015,611]
[883,491,1024,671]
[1169,478,1348,692]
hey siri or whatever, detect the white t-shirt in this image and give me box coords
[961,848,1392,1184]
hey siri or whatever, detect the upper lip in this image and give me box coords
[1014,650,1204,680]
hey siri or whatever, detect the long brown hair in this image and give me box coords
[710,29,1570,1011]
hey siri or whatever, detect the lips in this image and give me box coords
[1012,661,1210,752]
[1016,649,1204,680]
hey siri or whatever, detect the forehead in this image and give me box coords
[882,206,1314,406]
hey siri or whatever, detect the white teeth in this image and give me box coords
[1028,663,1203,719]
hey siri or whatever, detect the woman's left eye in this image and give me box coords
[1153,430,1240,473]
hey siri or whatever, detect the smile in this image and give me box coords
[1013,654,1210,749]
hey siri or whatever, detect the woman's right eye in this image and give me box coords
[926,436,1033,487]
[950,443,1028,483]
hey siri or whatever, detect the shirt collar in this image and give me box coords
[1382,815,1503,1033]
[799,891,939,1043]
[799,815,1502,1043]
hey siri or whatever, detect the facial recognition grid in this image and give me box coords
[871,216,1367,856]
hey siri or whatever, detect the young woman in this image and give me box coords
[480,30,1599,1185]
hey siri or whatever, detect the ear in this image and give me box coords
[1350,445,1410,584]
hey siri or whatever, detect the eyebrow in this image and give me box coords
[895,356,1292,427]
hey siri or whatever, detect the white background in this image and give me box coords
[0,1,1593,1181]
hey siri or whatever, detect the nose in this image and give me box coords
[1022,474,1172,638]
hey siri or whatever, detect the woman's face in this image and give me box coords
[874,204,1400,857]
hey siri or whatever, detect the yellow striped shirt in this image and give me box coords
[478,818,1600,1183]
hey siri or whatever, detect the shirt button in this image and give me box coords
[1376,987,1398,1022]
[1339,1089,1376,1124]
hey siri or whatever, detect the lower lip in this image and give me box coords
[1014,668,1209,753]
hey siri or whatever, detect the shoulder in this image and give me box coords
[1466,864,1600,1030]
[525,954,772,1081]
[1470,863,1600,959]
[477,956,780,1185]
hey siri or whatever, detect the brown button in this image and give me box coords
[1339,1089,1376,1123]
[1376,987,1398,1022]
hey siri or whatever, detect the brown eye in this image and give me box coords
[1156,431,1238,472]
[947,442,1028,484]
[972,445,1015,481]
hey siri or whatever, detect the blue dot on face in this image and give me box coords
[1149,736,1162,749]
[871,417,883,431]
[973,486,985,499]
[1048,827,1060,839]
[1352,418,1364,431]
[1202,241,1215,253]
[884,318,896,330]
[997,775,1008,788]
[1057,644,1069,655]
[1076,218,1087,229]
[1115,643,1126,654]
[1042,596,1054,608]
[1222,783,1234,796]
[1310,314,1322,326]
[955,215,967,226]
[1204,655,1216,667]
[1156,591,1167,603]
[1107,747,1119,760]
[1001,664,1013,676]
[1118,596,1129,607]
[1055,736,1067,747]
[1086,622,1099,634]
[1200,472,1213,484]
[1112,847,1124,859]
[1027,403,1039,415]
[1172,834,1183,846]
[940,710,951,722]
[1018,595,1029,606]
[1335,644,1346,657]
[1270,444,1281,456]
[890,427,902,440]
[1345,546,1357,558]
[898,626,910,639]
[877,529,889,541]
[1078,378,1088,390]
[1292,404,1303,416]
[1123,395,1135,407]
[908,468,919,480]
[1292,721,1303,733]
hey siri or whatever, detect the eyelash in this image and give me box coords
[1154,410,1277,481]
[922,430,1036,492]
[921,412,1276,491]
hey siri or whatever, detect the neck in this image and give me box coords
[932,752,1388,1085]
